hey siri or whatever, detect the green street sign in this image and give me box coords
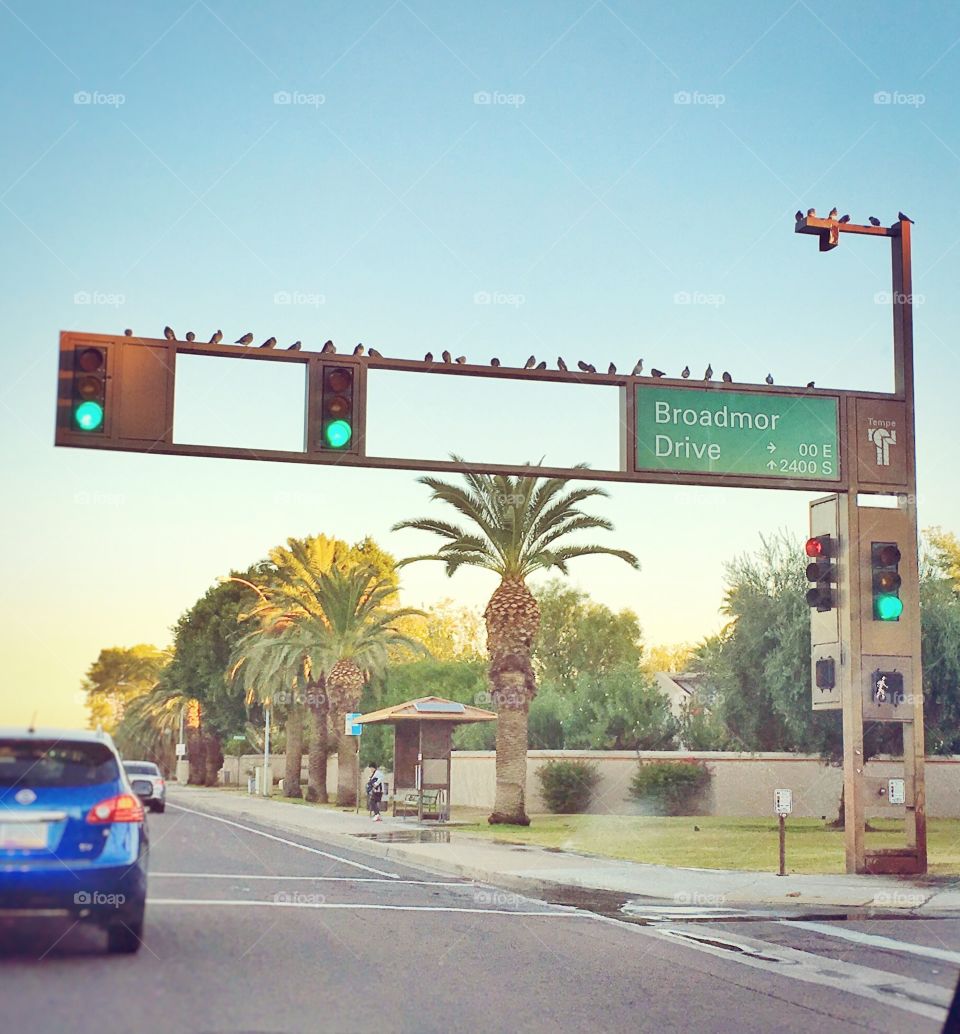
[635,385,840,481]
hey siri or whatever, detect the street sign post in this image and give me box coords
[774,789,792,877]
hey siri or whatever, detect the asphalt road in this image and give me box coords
[0,794,957,1033]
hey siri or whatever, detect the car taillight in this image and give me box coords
[156,778,165,789]
[86,794,144,824]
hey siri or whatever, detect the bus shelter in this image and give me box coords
[356,696,496,823]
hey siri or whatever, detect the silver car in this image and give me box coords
[122,761,166,813]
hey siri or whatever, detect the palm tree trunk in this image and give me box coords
[336,722,358,807]
[283,703,304,798]
[204,732,223,786]
[305,689,328,803]
[489,677,531,826]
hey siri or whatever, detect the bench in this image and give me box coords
[393,789,444,820]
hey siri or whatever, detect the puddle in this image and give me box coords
[351,829,452,844]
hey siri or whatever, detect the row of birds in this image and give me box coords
[796,208,913,226]
[134,328,812,386]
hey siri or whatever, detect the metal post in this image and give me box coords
[778,815,786,876]
[417,721,424,826]
[263,702,271,798]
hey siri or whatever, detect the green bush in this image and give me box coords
[628,760,711,815]
[536,760,601,814]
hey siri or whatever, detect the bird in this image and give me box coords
[794,210,803,222]
[632,359,643,376]
[577,360,590,372]
[185,331,196,342]
[806,380,816,388]
[455,356,466,364]
[765,373,774,385]
[490,357,500,367]
[828,207,838,220]
[524,355,536,369]
[536,361,547,370]
[650,368,665,378]
[353,343,364,356]
[123,328,133,336]
[807,207,816,218]
[898,211,914,224]
[585,363,596,374]
[557,357,568,371]
[424,352,434,363]
[704,364,713,380]
[287,340,302,351]
[321,340,336,354]
[209,330,223,344]
[681,365,690,379]
[442,350,452,363]
[839,214,850,224]
[368,347,382,359]
[260,336,277,349]
[236,332,254,345]
[722,371,733,383]
[869,216,881,226]
[163,326,176,340]
[608,362,616,375]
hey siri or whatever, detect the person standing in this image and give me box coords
[368,762,385,821]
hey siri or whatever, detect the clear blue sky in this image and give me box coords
[1,1,957,725]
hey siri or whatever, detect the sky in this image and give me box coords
[1,1,958,727]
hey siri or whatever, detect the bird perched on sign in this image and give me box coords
[577,360,590,372]
[185,331,196,342]
[455,356,466,364]
[681,365,690,378]
[765,373,774,385]
[260,336,277,349]
[898,211,914,224]
[794,210,803,222]
[442,350,452,363]
[585,363,596,374]
[608,362,616,375]
[164,326,176,340]
[287,340,302,351]
[807,208,816,218]
[869,216,881,226]
[828,207,838,220]
[209,329,223,344]
[651,368,665,378]
[236,332,254,345]
[490,357,500,367]
[124,328,133,336]
[524,355,536,369]
[557,357,568,371]
[839,214,850,224]
[353,343,364,356]
[321,340,336,353]
[806,380,815,388]
[424,352,433,362]
[704,364,713,381]
[368,347,382,359]
[722,371,733,383]
[632,359,643,376]
[536,361,547,370]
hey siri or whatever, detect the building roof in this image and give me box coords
[356,696,497,726]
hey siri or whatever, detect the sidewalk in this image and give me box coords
[167,785,960,913]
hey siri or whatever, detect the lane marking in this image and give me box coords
[152,872,467,887]
[782,920,960,966]
[148,898,586,917]
[166,803,400,879]
[585,914,950,1023]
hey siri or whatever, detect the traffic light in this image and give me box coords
[871,541,903,621]
[320,366,355,450]
[72,345,106,432]
[805,534,835,612]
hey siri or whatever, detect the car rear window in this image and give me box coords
[123,762,159,776]
[0,740,119,787]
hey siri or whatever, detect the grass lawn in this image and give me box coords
[454,814,960,876]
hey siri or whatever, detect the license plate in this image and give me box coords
[0,823,49,849]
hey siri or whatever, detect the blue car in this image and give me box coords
[0,728,149,953]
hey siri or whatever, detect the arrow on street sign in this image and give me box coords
[767,442,777,453]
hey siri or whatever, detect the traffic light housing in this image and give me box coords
[320,365,356,451]
[805,534,836,612]
[72,345,107,432]
[871,541,903,621]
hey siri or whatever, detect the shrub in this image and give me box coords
[628,760,711,815]
[536,760,601,814]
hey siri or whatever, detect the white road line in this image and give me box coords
[783,920,960,966]
[151,872,466,887]
[148,898,586,917]
[166,803,400,879]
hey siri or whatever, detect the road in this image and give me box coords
[0,791,956,1033]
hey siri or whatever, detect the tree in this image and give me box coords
[113,680,186,773]
[394,465,638,825]
[83,645,169,733]
[927,527,960,587]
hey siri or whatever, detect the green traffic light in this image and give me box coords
[324,419,352,449]
[875,594,903,621]
[75,400,104,431]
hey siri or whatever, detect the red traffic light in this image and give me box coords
[875,544,901,567]
[805,536,824,558]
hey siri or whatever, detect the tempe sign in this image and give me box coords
[635,385,841,481]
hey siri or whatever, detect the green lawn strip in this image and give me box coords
[453,815,960,875]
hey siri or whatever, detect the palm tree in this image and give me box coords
[393,466,638,825]
[113,680,186,774]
